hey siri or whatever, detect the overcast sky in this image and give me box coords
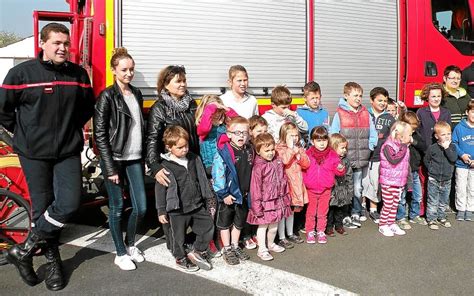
[0,0,69,37]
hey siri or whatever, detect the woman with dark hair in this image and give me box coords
[146,65,199,186]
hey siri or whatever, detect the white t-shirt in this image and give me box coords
[220,91,259,118]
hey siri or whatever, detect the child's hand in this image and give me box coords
[441,140,451,149]
[211,102,229,111]
[283,109,296,117]
[158,214,169,224]
[398,101,407,110]
[286,135,294,148]
[224,195,236,205]
[461,154,473,166]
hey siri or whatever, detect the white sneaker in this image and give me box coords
[127,246,145,263]
[359,215,368,222]
[114,255,136,271]
[389,224,406,236]
[268,243,285,253]
[378,225,394,237]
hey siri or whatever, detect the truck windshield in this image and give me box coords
[432,0,474,55]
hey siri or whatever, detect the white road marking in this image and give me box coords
[61,224,355,296]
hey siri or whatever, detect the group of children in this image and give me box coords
[155,65,474,272]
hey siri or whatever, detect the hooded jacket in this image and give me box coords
[303,146,345,193]
[247,155,291,225]
[0,51,95,159]
[330,98,377,168]
[155,152,213,215]
[452,119,474,169]
[211,132,253,205]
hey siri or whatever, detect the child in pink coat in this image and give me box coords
[247,133,292,261]
[303,127,345,244]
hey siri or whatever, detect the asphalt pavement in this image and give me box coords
[1,212,473,295]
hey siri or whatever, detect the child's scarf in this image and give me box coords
[309,146,330,164]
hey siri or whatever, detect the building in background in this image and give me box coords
[0,36,34,82]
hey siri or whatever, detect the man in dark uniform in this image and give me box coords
[0,23,95,291]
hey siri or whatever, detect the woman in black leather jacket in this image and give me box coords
[146,65,199,186]
[94,48,146,271]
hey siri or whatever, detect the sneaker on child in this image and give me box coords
[233,245,250,260]
[389,223,406,235]
[316,232,327,244]
[176,257,199,272]
[378,225,394,237]
[438,219,452,228]
[268,243,285,253]
[335,227,347,235]
[257,251,273,261]
[188,250,212,271]
[409,216,427,225]
[359,214,368,222]
[428,221,439,230]
[343,217,358,229]
[369,211,380,224]
[127,246,145,263]
[114,254,136,271]
[465,211,473,221]
[351,215,362,227]
[325,228,336,237]
[222,247,240,265]
[287,234,304,244]
[306,231,316,244]
[244,238,257,250]
[397,219,412,230]
[278,238,294,249]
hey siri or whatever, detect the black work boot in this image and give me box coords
[5,231,45,286]
[44,244,65,291]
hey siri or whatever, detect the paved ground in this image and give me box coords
[2,213,473,295]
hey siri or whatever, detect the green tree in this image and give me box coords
[0,31,22,48]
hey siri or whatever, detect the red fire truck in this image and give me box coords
[31,0,474,114]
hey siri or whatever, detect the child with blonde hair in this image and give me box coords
[326,134,353,236]
[378,121,412,236]
[247,133,292,261]
[275,122,310,248]
[220,65,258,118]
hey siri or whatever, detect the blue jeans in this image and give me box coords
[351,167,367,216]
[101,159,147,256]
[397,170,422,220]
[426,177,451,222]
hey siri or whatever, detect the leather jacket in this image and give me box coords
[94,82,144,176]
[146,96,199,177]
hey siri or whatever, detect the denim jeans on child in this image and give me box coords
[426,177,451,222]
[101,159,147,256]
[351,167,367,216]
[397,170,422,221]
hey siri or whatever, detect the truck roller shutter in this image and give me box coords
[313,1,398,115]
[121,0,307,97]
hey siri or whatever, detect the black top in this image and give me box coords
[232,144,253,196]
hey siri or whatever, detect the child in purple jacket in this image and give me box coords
[247,133,291,261]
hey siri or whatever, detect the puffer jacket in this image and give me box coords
[275,143,310,207]
[303,147,345,193]
[330,157,353,207]
[379,137,410,187]
[247,155,292,225]
[146,95,198,177]
[94,82,144,176]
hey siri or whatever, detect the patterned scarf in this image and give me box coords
[160,90,193,112]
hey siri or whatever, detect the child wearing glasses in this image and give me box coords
[262,85,308,143]
[212,116,254,265]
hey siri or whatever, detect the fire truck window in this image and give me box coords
[432,0,473,55]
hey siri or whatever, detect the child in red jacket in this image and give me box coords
[303,127,345,244]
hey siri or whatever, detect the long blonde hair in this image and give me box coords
[195,94,225,125]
